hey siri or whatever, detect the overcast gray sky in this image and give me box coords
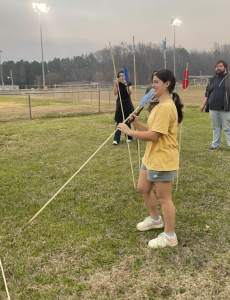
[1,0,229,62]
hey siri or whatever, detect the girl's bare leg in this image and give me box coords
[155,181,175,234]
[137,169,159,218]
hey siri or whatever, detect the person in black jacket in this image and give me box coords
[113,70,134,145]
[200,60,230,151]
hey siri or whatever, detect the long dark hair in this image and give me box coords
[154,69,184,123]
[117,70,124,78]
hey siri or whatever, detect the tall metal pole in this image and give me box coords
[0,51,4,86]
[10,70,13,85]
[39,11,45,89]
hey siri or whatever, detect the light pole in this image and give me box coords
[0,50,4,86]
[7,69,14,86]
[171,18,181,79]
[32,3,50,90]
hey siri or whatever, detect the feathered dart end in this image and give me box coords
[126,88,155,124]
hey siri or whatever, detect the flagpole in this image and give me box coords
[133,36,141,168]
[109,42,136,189]
[164,38,167,69]
[176,62,188,191]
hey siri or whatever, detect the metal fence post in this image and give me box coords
[98,90,100,112]
[91,90,92,103]
[28,95,32,119]
[109,90,111,104]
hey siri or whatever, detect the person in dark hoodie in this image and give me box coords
[200,60,230,151]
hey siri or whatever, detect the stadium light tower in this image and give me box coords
[32,3,50,89]
[7,69,14,86]
[0,50,4,86]
[171,18,181,79]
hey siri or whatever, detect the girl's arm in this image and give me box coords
[126,83,132,95]
[117,123,162,142]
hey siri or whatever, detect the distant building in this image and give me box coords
[0,85,19,91]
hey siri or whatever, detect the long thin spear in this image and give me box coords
[21,93,154,231]
[109,42,136,188]
[132,36,141,168]
[0,259,11,300]
[133,36,137,107]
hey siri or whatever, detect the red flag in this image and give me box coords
[183,70,189,79]
[182,79,189,89]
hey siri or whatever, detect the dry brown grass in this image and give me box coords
[0,86,206,121]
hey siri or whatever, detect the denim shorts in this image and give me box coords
[141,163,176,182]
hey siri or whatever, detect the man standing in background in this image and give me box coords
[200,60,230,151]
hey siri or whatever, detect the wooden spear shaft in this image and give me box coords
[133,36,141,168]
[21,107,142,231]
[133,36,137,107]
[109,42,136,188]
[0,259,11,300]
[176,62,188,191]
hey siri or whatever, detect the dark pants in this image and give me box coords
[114,105,133,143]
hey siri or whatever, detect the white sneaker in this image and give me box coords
[126,139,132,143]
[136,216,164,231]
[148,232,178,248]
[113,141,118,145]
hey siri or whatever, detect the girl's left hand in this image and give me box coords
[117,123,131,135]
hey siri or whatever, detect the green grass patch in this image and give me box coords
[0,107,230,299]
[0,95,76,106]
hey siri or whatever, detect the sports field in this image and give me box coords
[0,86,206,121]
[1,89,230,299]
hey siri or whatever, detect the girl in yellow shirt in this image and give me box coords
[117,69,183,248]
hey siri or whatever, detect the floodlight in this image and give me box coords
[32,3,50,89]
[32,3,50,13]
[171,18,181,26]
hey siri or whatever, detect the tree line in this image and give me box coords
[1,42,230,88]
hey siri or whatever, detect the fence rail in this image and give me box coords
[0,88,147,122]
[0,86,205,122]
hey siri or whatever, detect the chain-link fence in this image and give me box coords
[0,88,147,122]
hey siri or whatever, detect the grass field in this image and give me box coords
[0,86,206,122]
[1,92,230,299]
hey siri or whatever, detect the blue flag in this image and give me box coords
[123,68,129,85]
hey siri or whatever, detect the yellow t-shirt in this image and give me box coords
[142,99,179,171]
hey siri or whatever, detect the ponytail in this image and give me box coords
[172,92,184,123]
